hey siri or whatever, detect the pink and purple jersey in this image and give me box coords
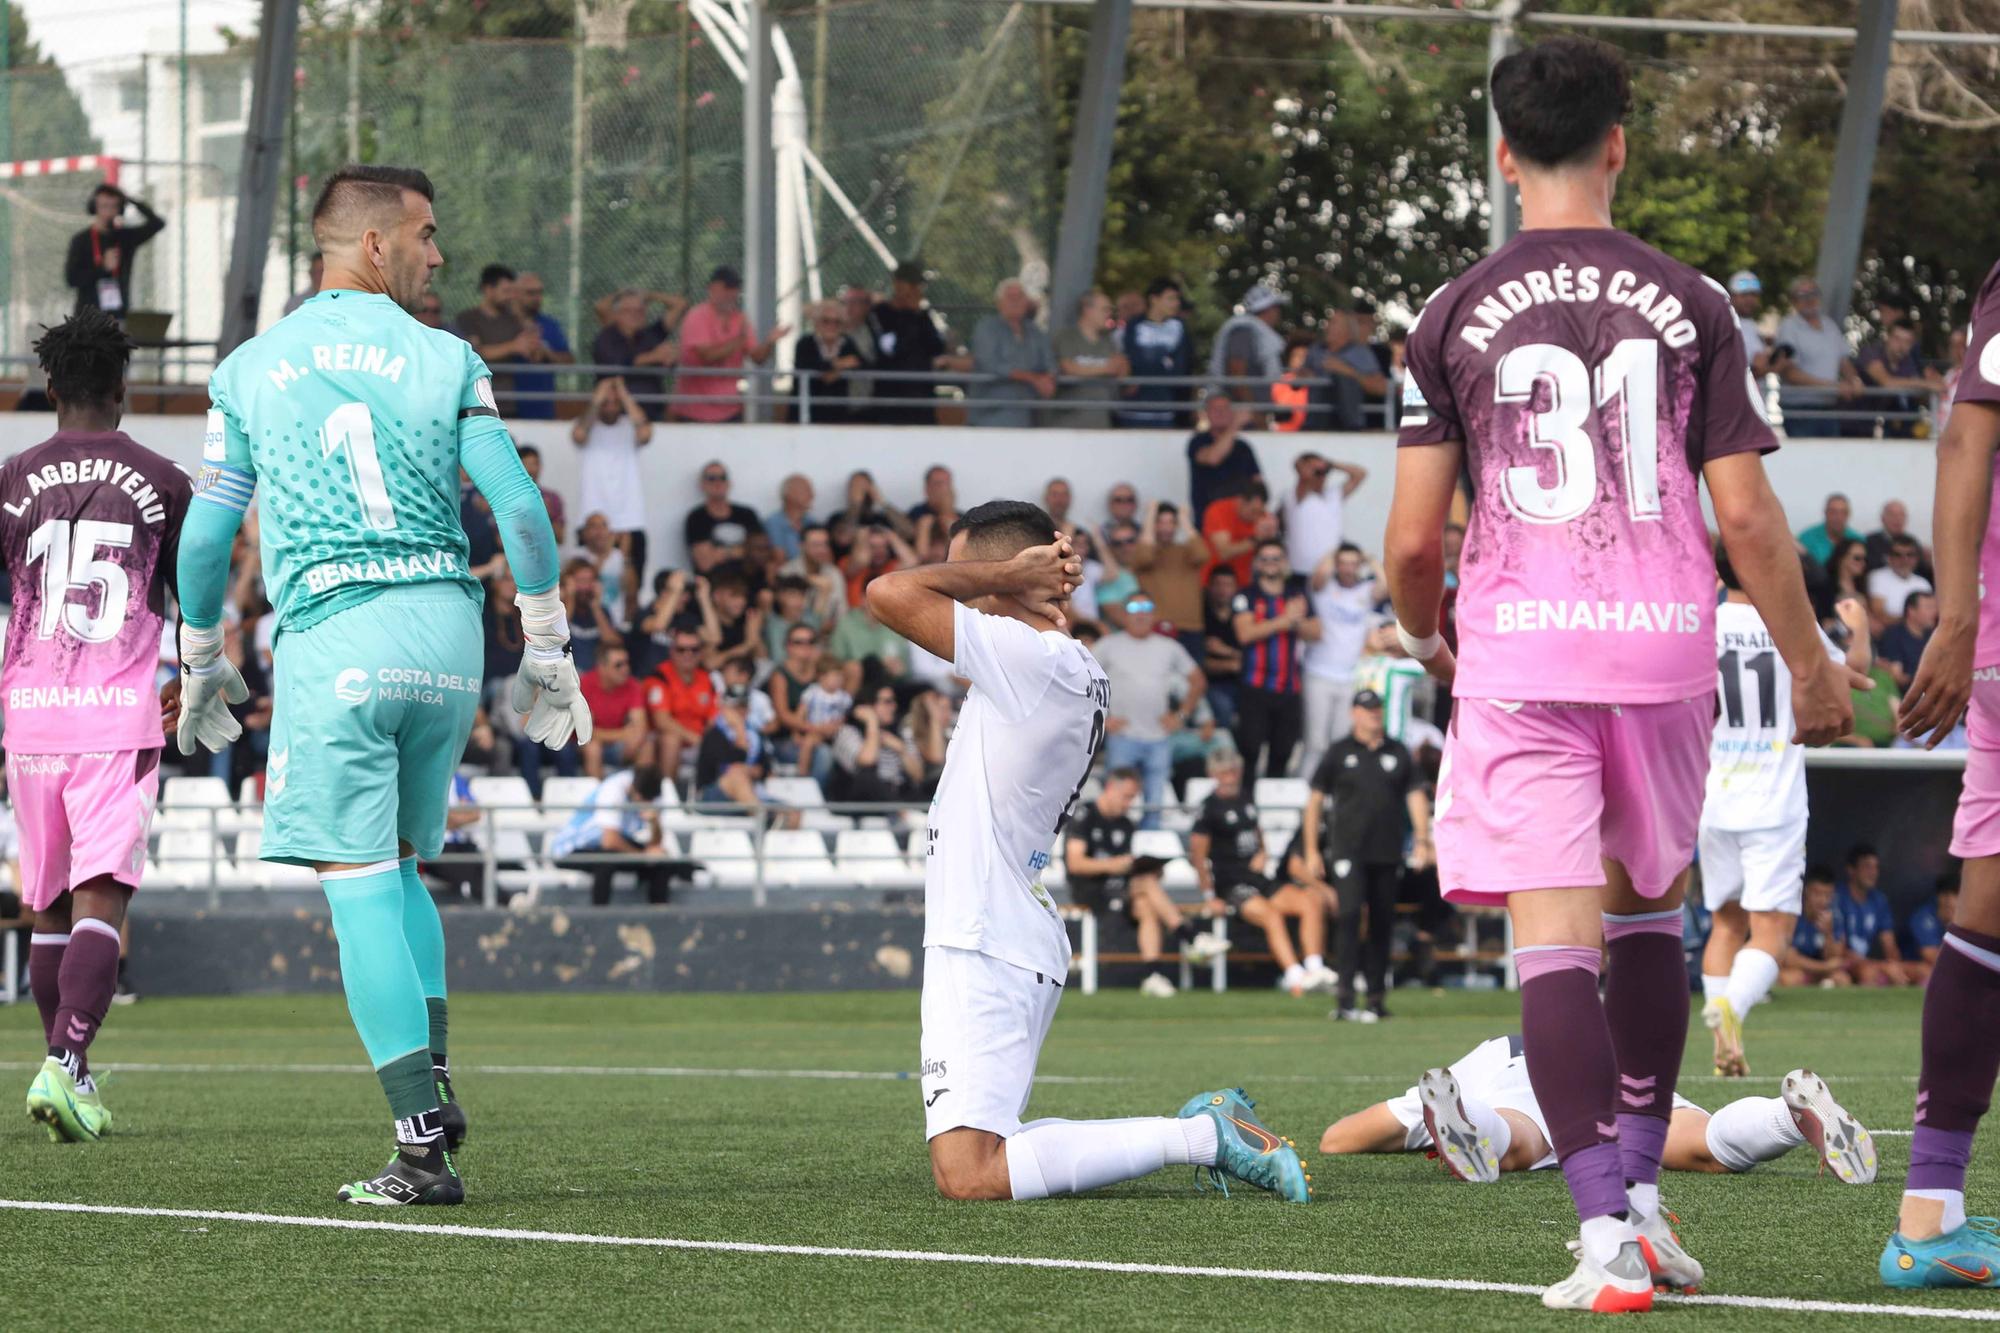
[1398,229,1775,704]
[0,431,190,753]
[1956,259,2000,670]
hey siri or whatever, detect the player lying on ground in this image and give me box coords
[1319,1036,1876,1186]
[1881,246,2000,1287]
[5,312,191,1142]
[178,164,589,1205]
[1698,548,1872,1077]
[1384,36,1862,1312]
[866,501,1310,1204]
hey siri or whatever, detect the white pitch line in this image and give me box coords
[0,1199,1989,1322]
[0,1059,1115,1085]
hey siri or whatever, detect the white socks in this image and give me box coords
[1304,954,1325,971]
[1702,974,1728,1002]
[1726,948,1780,1019]
[1627,1181,1659,1220]
[1579,1213,1638,1265]
[1703,1095,1804,1172]
[1004,1116,1218,1200]
[1909,1188,1970,1235]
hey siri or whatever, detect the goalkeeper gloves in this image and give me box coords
[176,623,250,755]
[510,586,594,749]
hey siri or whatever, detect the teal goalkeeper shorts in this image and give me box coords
[263,584,484,866]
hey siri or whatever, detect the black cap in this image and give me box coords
[892,259,927,285]
[709,264,743,289]
[1349,295,1378,316]
[1353,689,1384,709]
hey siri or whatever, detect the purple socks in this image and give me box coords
[1603,910,1688,1190]
[49,919,121,1078]
[1910,924,2000,1193]
[29,933,67,1046]
[1519,944,1625,1222]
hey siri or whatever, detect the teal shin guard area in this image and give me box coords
[400,858,448,1001]
[322,865,430,1076]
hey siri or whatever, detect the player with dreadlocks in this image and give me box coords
[5,310,190,1141]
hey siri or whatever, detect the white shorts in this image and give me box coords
[1384,1035,1696,1171]
[919,945,1063,1140]
[1698,819,1807,915]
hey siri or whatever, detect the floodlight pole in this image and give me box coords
[1485,0,1520,253]
[220,0,301,355]
[1816,0,1897,323]
[742,0,778,422]
[1049,0,1132,332]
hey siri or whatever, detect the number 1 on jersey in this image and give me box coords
[321,402,398,531]
[1497,338,1660,526]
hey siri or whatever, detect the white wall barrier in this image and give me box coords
[0,415,1940,573]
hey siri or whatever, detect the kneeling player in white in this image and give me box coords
[1321,1035,1877,1187]
[868,500,1311,1203]
[1698,548,1871,1075]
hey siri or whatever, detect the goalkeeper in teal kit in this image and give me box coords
[177,165,591,1205]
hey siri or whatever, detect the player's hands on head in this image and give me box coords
[1899,618,1974,749]
[1790,656,1864,747]
[175,624,250,756]
[1004,533,1081,628]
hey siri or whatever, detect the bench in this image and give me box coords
[1065,903,1517,995]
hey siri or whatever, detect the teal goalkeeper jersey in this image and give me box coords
[202,289,490,632]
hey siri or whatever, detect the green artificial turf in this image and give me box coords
[0,985,1992,1329]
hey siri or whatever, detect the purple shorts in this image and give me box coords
[1952,677,2000,860]
[1434,697,1712,907]
[9,750,160,912]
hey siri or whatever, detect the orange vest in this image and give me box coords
[1271,374,1311,432]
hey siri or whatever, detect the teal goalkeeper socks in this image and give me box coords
[398,856,449,1060]
[321,861,432,1109]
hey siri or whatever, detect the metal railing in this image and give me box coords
[0,352,1948,434]
[140,793,1356,911]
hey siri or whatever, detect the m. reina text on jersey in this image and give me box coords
[1,457,170,526]
[1454,265,1701,352]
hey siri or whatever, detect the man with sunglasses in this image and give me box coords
[644,631,718,778]
[683,460,759,575]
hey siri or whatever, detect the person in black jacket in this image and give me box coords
[793,300,862,422]
[65,183,165,318]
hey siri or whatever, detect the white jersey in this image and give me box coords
[1702,600,1843,832]
[924,602,1108,978]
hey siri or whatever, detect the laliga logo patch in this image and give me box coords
[475,378,498,413]
[333,668,373,706]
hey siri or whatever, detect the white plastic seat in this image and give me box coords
[469,776,540,830]
[762,775,826,808]
[162,776,232,808]
[233,829,319,889]
[1040,838,1067,892]
[153,826,230,890]
[835,828,922,888]
[688,828,760,886]
[1167,777,1217,830]
[538,776,601,823]
[760,828,840,888]
[1258,806,1301,834]
[1254,777,1311,811]
[1132,829,1199,890]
